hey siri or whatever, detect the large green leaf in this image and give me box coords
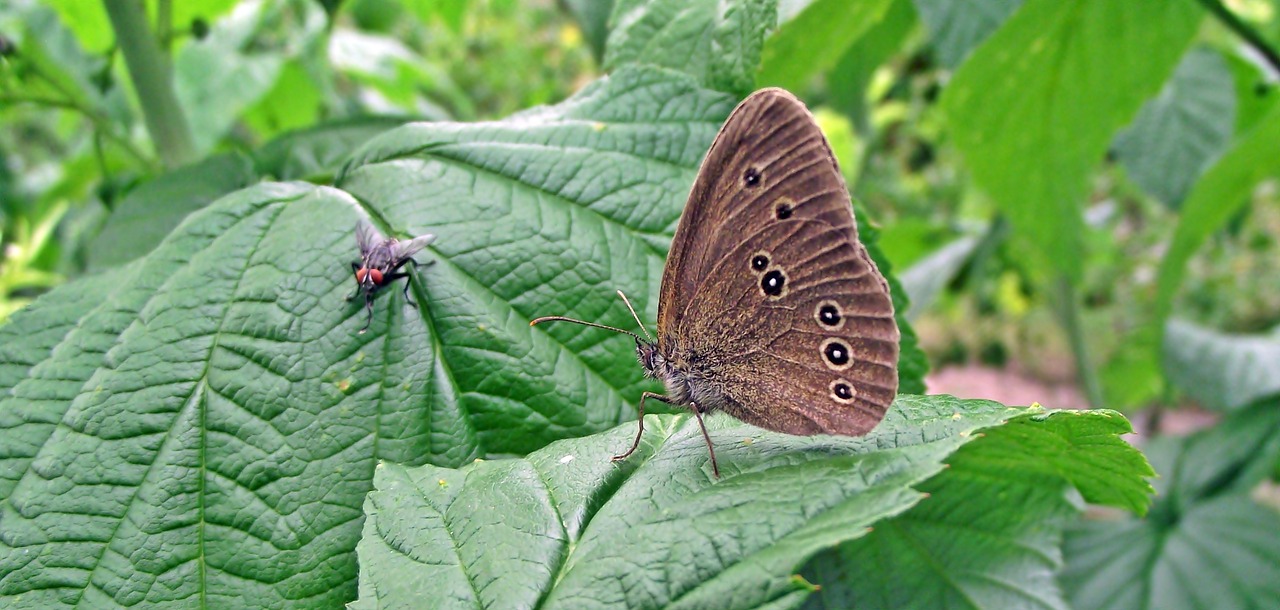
[603,0,776,95]
[756,0,895,92]
[912,0,1024,68]
[87,152,258,271]
[942,0,1200,282]
[803,409,1151,609]
[1113,47,1236,208]
[1060,402,1280,610]
[350,401,1149,609]
[1163,319,1280,412]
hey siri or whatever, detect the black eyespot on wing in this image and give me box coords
[832,381,854,401]
[751,254,769,271]
[744,167,761,186]
[824,340,850,366]
[819,304,841,326]
[775,202,793,219]
[761,269,785,296]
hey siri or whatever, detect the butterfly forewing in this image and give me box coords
[656,87,899,436]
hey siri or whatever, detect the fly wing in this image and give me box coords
[394,233,435,260]
[355,220,380,256]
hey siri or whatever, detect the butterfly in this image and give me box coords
[532,88,899,477]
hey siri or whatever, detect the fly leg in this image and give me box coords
[359,292,375,334]
[381,271,414,307]
[388,257,434,308]
[347,262,362,301]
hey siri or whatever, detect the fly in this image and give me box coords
[349,220,435,334]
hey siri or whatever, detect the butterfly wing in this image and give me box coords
[658,88,898,435]
[658,88,883,332]
[676,218,898,434]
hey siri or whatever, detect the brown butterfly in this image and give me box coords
[532,88,899,477]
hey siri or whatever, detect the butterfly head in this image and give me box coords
[635,339,662,377]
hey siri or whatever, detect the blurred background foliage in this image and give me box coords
[1,0,1279,605]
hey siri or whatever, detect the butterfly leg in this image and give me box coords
[613,391,673,463]
[687,402,720,479]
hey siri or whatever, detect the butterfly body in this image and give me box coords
[533,88,899,477]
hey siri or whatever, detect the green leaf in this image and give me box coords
[86,152,258,271]
[254,116,409,181]
[898,235,979,320]
[6,3,108,112]
[1060,402,1280,610]
[757,0,895,92]
[603,0,776,95]
[560,0,617,60]
[1113,47,1235,208]
[827,0,918,127]
[1163,319,1280,412]
[1225,51,1278,134]
[804,409,1151,609]
[351,396,1029,609]
[172,0,327,154]
[241,59,323,140]
[942,0,1200,283]
[1154,102,1280,330]
[44,0,113,54]
[912,0,1023,68]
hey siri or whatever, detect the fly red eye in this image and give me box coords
[368,269,384,284]
[356,268,369,283]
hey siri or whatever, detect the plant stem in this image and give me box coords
[1054,274,1106,409]
[102,0,197,168]
[158,0,173,53]
[1197,0,1280,75]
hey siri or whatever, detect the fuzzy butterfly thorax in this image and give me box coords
[636,338,727,412]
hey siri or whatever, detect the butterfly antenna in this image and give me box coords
[529,316,644,343]
[615,290,653,342]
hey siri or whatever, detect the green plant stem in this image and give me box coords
[1197,0,1280,74]
[158,0,173,53]
[1054,275,1106,409]
[102,0,197,168]
[0,93,156,169]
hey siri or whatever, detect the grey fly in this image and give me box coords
[349,220,435,334]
